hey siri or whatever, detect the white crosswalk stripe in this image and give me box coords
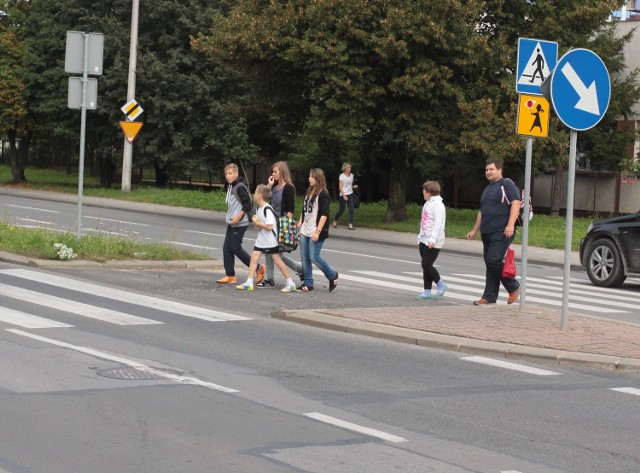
[461,356,561,376]
[0,268,250,330]
[0,269,249,322]
[0,283,162,325]
[349,270,630,314]
[0,307,73,329]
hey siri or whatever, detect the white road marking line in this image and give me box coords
[351,271,626,312]
[6,204,59,213]
[324,249,417,265]
[611,387,640,396]
[0,269,250,322]
[0,283,161,326]
[565,275,640,285]
[84,216,151,226]
[461,356,561,376]
[5,329,239,393]
[85,228,134,237]
[501,470,524,473]
[480,273,640,300]
[160,240,217,251]
[304,412,407,443]
[14,224,65,232]
[15,218,55,225]
[0,307,73,329]
[186,230,226,237]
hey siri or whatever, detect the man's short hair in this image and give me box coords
[486,159,503,170]
[255,184,271,201]
[224,163,238,172]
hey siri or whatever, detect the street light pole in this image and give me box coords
[121,0,139,192]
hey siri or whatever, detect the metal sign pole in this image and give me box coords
[519,137,533,310]
[561,130,578,329]
[121,0,139,192]
[76,33,90,241]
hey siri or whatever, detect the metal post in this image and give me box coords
[76,33,90,240]
[561,130,578,329]
[519,137,533,310]
[121,0,139,192]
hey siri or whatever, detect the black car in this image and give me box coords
[579,211,640,287]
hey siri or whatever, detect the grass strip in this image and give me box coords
[0,222,208,262]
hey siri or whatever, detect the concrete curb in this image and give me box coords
[271,310,640,372]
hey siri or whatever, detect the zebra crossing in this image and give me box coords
[0,268,250,330]
[1,267,635,330]
[342,270,638,316]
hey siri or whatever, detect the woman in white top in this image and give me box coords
[416,180,447,300]
[332,162,358,230]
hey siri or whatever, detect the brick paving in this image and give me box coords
[323,304,640,359]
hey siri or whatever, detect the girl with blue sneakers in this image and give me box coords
[416,181,447,300]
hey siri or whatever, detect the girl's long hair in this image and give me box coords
[272,161,293,187]
[307,168,327,196]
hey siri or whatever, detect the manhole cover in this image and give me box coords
[96,366,185,381]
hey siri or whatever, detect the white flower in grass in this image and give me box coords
[53,243,77,261]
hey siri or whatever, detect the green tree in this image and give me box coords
[195,0,638,218]
[56,0,259,187]
[0,0,31,182]
[476,1,638,215]
[23,0,77,175]
[8,0,255,188]
[195,0,492,221]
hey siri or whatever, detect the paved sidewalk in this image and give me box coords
[273,304,640,371]
[3,187,639,371]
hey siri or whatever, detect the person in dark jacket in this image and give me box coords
[216,163,264,284]
[297,168,338,292]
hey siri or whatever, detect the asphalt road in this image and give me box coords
[0,192,639,472]
[0,263,639,472]
[1,192,639,322]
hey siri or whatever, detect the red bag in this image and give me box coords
[502,247,517,278]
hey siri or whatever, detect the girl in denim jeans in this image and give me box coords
[298,168,339,292]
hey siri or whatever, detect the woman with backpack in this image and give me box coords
[257,161,303,288]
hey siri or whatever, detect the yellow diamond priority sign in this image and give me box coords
[120,98,143,121]
[119,121,143,143]
[517,94,550,137]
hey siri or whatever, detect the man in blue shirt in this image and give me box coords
[466,160,521,305]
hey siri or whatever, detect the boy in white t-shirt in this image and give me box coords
[236,184,297,293]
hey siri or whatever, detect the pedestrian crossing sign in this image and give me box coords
[516,38,558,95]
[516,94,550,137]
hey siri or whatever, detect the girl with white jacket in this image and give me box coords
[416,181,447,299]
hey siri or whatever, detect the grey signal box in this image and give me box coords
[65,31,104,76]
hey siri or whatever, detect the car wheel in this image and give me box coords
[585,239,626,287]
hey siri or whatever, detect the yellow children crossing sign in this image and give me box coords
[516,94,550,137]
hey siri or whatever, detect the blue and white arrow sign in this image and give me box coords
[546,48,611,131]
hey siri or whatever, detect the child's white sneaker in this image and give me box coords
[236,283,254,291]
[280,282,297,293]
